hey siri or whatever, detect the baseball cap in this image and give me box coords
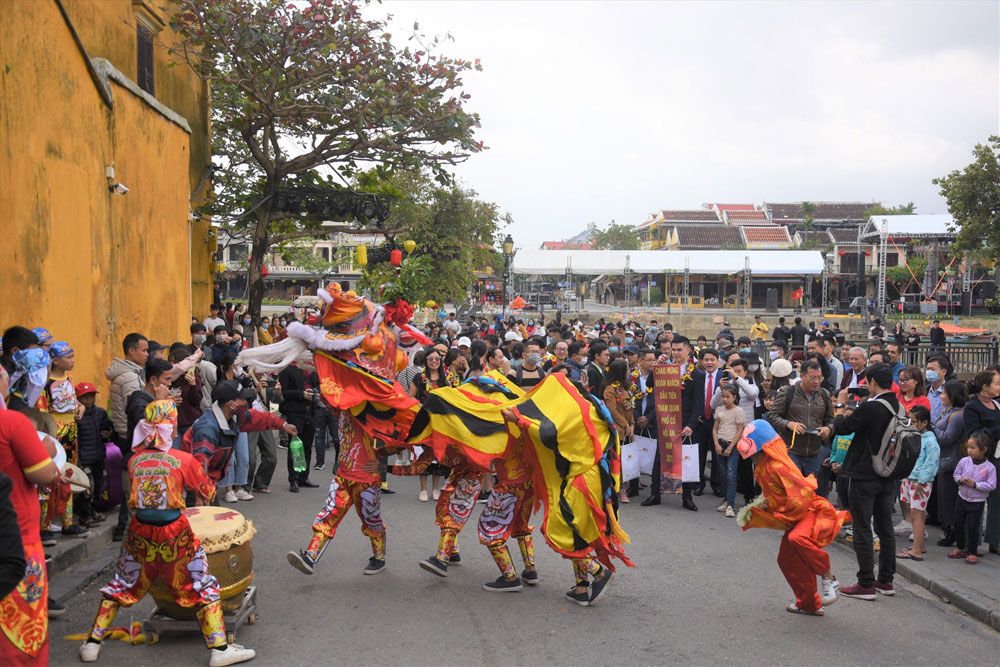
[624,344,639,355]
[770,358,793,378]
[822,321,830,326]
[456,336,472,348]
[717,339,733,350]
[74,382,98,396]
[504,331,523,342]
[212,379,256,404]
[147,340,165,356]
[723,321,730,326]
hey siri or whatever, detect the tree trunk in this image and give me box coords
[248,207,271,321]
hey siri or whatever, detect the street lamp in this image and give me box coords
[502,234,514,319]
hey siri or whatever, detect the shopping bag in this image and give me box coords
[634,435,657,475]
[681,441,700,483]
[621,440,640,482]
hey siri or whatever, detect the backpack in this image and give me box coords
[871,398,922,479]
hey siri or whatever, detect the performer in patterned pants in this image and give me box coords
[79,401,254,666]
[288,410,386,576]
[477,438,538,593]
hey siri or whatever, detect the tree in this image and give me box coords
[864,202,918,217]
[796,201,817,232]
[590,221,639,250]
[282,244,335,284]
[933,136,1000,259]
[170,0,484,318]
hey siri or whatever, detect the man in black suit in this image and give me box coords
[277,362,319,492]
[686,348,724,500]
[642,337,697,509]
[628,349,656,498]
[830,363,898,600]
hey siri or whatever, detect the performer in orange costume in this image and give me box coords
[737,420,850,616]
[79,401,255,666]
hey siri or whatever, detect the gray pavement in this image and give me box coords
[49,474,998,667]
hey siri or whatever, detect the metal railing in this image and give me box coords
[760,339,998,375]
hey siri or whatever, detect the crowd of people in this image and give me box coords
[0,306,997,663]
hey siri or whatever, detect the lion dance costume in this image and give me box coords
[79,401,253,665]
[737,420,850,615]
[237,284,633,605]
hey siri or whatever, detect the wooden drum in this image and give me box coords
[150,506,256,619]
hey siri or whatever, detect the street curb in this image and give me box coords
[47,520,116,579]
[49,543,120,605]
[833,536,1000,632]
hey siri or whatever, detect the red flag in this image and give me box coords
[791,287,803,299]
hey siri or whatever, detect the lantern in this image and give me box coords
[356,245,368,267]
[404,240,416,254]
[390,249,402,267]
[261,266,269,277]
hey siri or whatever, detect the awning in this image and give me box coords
[511,249,825,276]
[863,214,956,239]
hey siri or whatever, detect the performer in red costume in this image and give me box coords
[79,401,255,666]
[287,409,387,576]
[736,419,850,616]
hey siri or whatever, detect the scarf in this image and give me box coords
[131,399,178,451]
[9,348,51,408]
[49,341,74,359]
[32,327,53,345]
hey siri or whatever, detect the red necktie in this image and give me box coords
[705,373,713,419]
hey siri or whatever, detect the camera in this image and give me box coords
[108,183,129,195]
[847,386,870,398]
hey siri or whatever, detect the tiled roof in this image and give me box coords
[541,241,593,250]
[724,209,770,224]
[766,202,879,223]
[660,209,721,222]
[742,226,791,245]
[795,231,832,245]
[714,204,757,212]
[828,227,864,244]
[673,225,744,249]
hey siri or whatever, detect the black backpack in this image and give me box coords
[871,398,922,479]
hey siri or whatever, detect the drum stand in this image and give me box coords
[144,586,258,645]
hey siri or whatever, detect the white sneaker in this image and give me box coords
[79,641,101,662]
[725,506,736,518]
[224,490,238,503]
[235,489,254,501]
[716,502,728,512]
[432,489,441,501]
[208,643,256,666]
[892,520,909,534]
[907,531,928,542]
[820,576,840,605]
[418,490,429,502]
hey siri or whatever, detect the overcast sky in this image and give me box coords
[380,1,999,248]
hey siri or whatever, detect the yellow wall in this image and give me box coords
[0,0,211,393]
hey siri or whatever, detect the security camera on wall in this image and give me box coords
[109,183,129,195]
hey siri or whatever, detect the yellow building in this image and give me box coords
[0,0,213,389]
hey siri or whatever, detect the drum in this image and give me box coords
[150,506,256,618]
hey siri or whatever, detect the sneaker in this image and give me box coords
[432,489,441,501]
[363,557,386,575]
[725,506,736,518]
[419,556,448,577]
[235,489,254,501]
[522,569,539,585]
[907,531,927,542]
[820,576,840,605]
[48,597,66,617]
[381,487,395,495]
[588,566,615,605]
[209,643,256,666]
[483,576,522,592]
[716,501,728,512]
[874,580,894,596]
[477,489,489,504]
[314,463,325,471]
[418,490,429,502]
[287,550,315,575]
[565,587,589,606]
[892,519,909,534]
[840,583,876,601]
[785,603,824,616]
[79,641,101,662]
[40,530,57,547]
[448,553,462,567]
[278,441,289,450]
[61,524,90,538]
[224,489,238,503]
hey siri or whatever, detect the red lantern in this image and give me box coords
[838,251,846,256]
[262,266,269,277]
[390,249,402,267]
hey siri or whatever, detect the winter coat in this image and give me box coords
[105,358,143,438]
[76,405,113,465]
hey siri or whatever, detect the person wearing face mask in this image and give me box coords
[257,316,274,345]
[183,380,296,498]
[508,339,546,388]
[736,336,753,356]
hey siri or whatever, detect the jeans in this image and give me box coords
[249,429,277,490]
[218,432,249,488]
[696,424,722,493]
[313,407,338,467]
[789,452,822,484]
[848,477,896,588]
[723,448,740,507]
[815,444,831,499]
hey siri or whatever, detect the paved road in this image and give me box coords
[50,474,998,666]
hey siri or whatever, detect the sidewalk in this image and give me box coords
[835,522,1000,631]
[47,519,120,605]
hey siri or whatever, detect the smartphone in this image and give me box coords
[804,428,821,436]
[847,386,870,398]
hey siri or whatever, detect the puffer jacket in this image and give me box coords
[105,358,143,438]
[76,406,113,465]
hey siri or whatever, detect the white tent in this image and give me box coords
[863,214,956,238]
[510,249,824,276]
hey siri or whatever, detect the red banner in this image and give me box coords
[652,364,684,493]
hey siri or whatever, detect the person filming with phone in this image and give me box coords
[766,360,834,482]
